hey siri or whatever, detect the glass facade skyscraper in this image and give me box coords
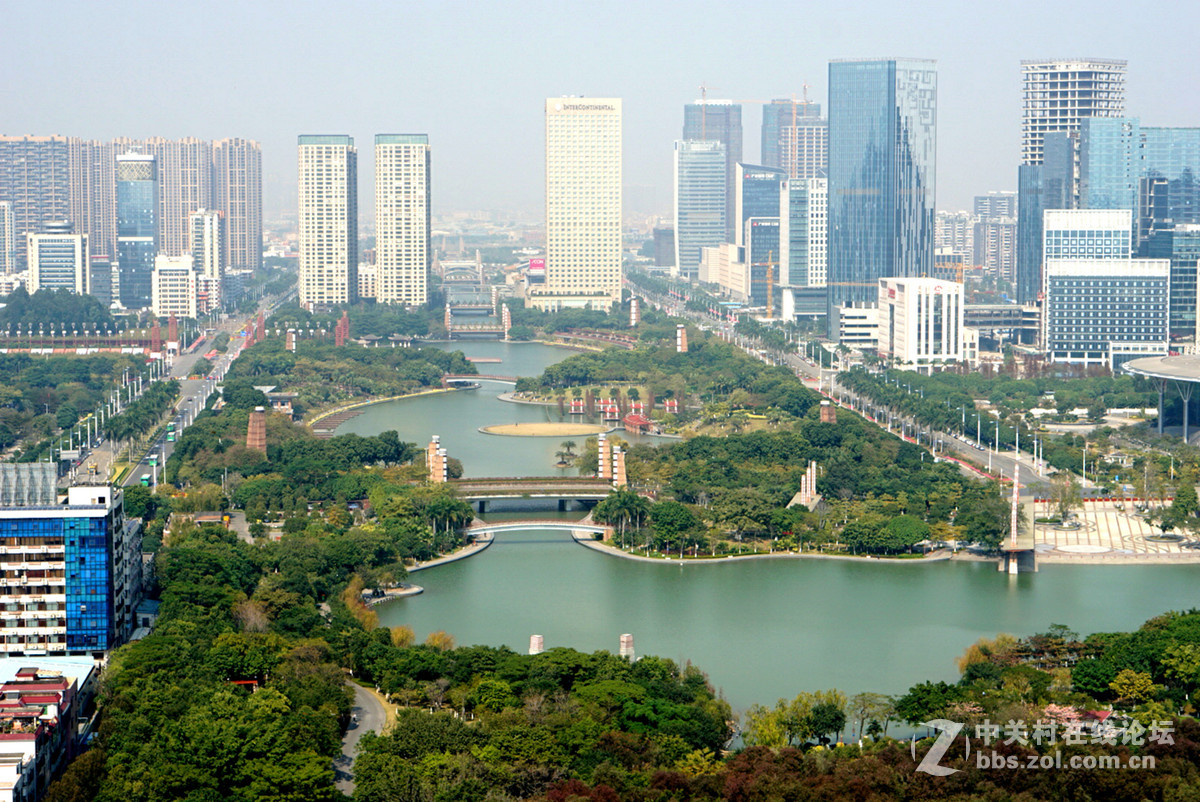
[734,163,785,248]
[683,101,742,241]
[1144,225,1200,338]
[116,154,158,309]
[745,217,780,308]
[1081,118,1200,242]
[673,140,726,280]
[827,58,936,329]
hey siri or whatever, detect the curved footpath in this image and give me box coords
[335,684,388,795]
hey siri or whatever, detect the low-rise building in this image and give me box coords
[0,657,98,802]
[876,277,966,373]
[1043,258,1170,368]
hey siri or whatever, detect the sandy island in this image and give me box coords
[480,422,611,437]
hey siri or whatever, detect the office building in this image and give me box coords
[652,224,675,269]
[827,58,937,331]
[375,134,431,306]
[701,242,748,300]
[763,100,824,177]
[1081,118,1200,243]
[876,277,965,372]
[1043,209,1133,262]
[0,467,141,656]
[212,138,263,271]
[745,217,780,308]
[761,99,793,170]
[780,177,828,288]
[534,98,622,310]
[683,100,742,240]
[115,153,158,309]
[1043,258,1169,367]
[297,135,358,309]
[672,140,726,280]
[734,163,786,247]
[1144,225,1200,339]
[0,136,70,271]
[1017,59,1126,303]
[27,221,88,294]
[151,255,199,319]
[1016,133,1082,303]
[0,201,15,275]
[88,258,112,307]
[974,191,1017,219]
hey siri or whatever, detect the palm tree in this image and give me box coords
[561,440,577,457]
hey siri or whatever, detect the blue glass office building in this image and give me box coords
[0,472,137,657]
[745,217,780,308]
[734,164,785,247]
[827,58,936,331]
[673,140,726,280]
[1015,134,1075,304]
[683,101,742,241]
[1145,225,1200,338]
[116,154,158,309]
[1081,118,1200,242]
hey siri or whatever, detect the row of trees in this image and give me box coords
[101,380,179,447]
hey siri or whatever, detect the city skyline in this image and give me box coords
[3,1,1197,221]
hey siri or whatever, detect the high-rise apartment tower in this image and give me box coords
[297,135,358,309]
[374,134,431,306]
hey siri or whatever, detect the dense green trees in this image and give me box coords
[0,287,115,330]
[225,337,474,416]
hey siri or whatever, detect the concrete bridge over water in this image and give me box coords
[468,517,613,540]
[450,477,618,512]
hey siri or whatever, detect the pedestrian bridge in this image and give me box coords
[468,518,612,540]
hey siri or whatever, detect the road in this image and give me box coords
[335,684,387,795]
[632,282,1058,498]
[69,294,292,490]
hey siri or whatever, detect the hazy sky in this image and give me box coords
[4,0,1198,224]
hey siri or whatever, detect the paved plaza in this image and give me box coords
[1032,499,1200,562]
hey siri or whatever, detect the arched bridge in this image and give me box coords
[468,518,613,541]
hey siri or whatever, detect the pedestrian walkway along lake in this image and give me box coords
[342,342,1200,713]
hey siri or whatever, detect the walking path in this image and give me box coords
[335,683,388,795]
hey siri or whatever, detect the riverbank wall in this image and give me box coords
[407,532,494,573]
[307,387,461,437]
[571,533,953,565]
